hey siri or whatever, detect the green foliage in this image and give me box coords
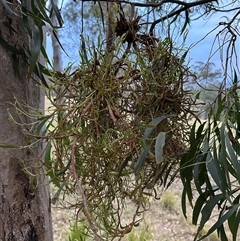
[198,228,219,241]
[0,0,62,86]
[180,72,240,241]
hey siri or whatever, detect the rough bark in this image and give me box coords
[0,3,53,241]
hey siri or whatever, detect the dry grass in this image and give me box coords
[51,180,239,241]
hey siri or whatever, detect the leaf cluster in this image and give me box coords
[180,72,240,241]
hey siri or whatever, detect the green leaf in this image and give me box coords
[0,143,20,148]
[34,62,49,88]
[0,30,23,54]
[198,204,240,241]
[55,160,70,176]
[97,0,105,29]
[232,209,240,241]
[215,93,226,121]
[118,154,131,176]
[143,115,171,141]
[44,140,52,169]
[2,22,19,34]
[220,124,231,191]
[196,122,206,140]
[225,131,240,181]
[21,6,32,37]
[179,50,188,65]
[50,0,64,27]
[181,10,190,35]
[163,161,176,188]
[195,91,201,100]
[218,225,228,241]
[227,194,240,240]
[208,136,228,193]
[155,132,166,164]
[52,29,69,57]
[196,194,224,238]
[35,0,53,26]
[193,153,207,195]
[192,192,208,225]
[134,144,152,173]
[181,186,188,219]
[29,25,42,76]
[190,120,197,144]
[207,150,223,191]
[233,69,238,85]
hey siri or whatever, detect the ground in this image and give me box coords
[51,180,237,241]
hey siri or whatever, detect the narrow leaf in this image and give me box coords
[197,194,224,236]
[225,132,240,180]
[192,192,207,225]
[155,132,166,164]
[181,10,190,34]
[0,30,23,54]
[181,186,187,219]
[118,154,131,176]
[0,143,20,148]
[143,115,170,141]
[198,204,240,241]
[29,25,42,75]
[134,144,152,173]
[44,140,52,168]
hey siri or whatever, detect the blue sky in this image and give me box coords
[46,3,239,75]
[186,11,239,73]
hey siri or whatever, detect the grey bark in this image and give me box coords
[0,3,53,241]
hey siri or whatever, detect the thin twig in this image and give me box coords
[70,135,101,241]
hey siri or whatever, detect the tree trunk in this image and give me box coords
[0,3,53,241]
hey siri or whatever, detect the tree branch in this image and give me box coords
[149,0,217,34]
[80,0,218,35]
[81,0,216,8]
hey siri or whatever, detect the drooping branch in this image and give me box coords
[80,0,216,9]
[149,0,217,34]
[78,0,218,35]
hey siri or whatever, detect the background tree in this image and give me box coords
[192,61,222,119]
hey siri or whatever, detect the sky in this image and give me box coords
[185,10,239,75]
[46,1,240,76]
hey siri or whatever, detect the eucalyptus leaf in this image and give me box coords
[134,144,152,173]
[198,204,240,241]
[143,114,171,141]
[29,25,42,75]
[0,143,20,148]
[44,140,52,168]
[155,132,166,164]
[196,193,224,237]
